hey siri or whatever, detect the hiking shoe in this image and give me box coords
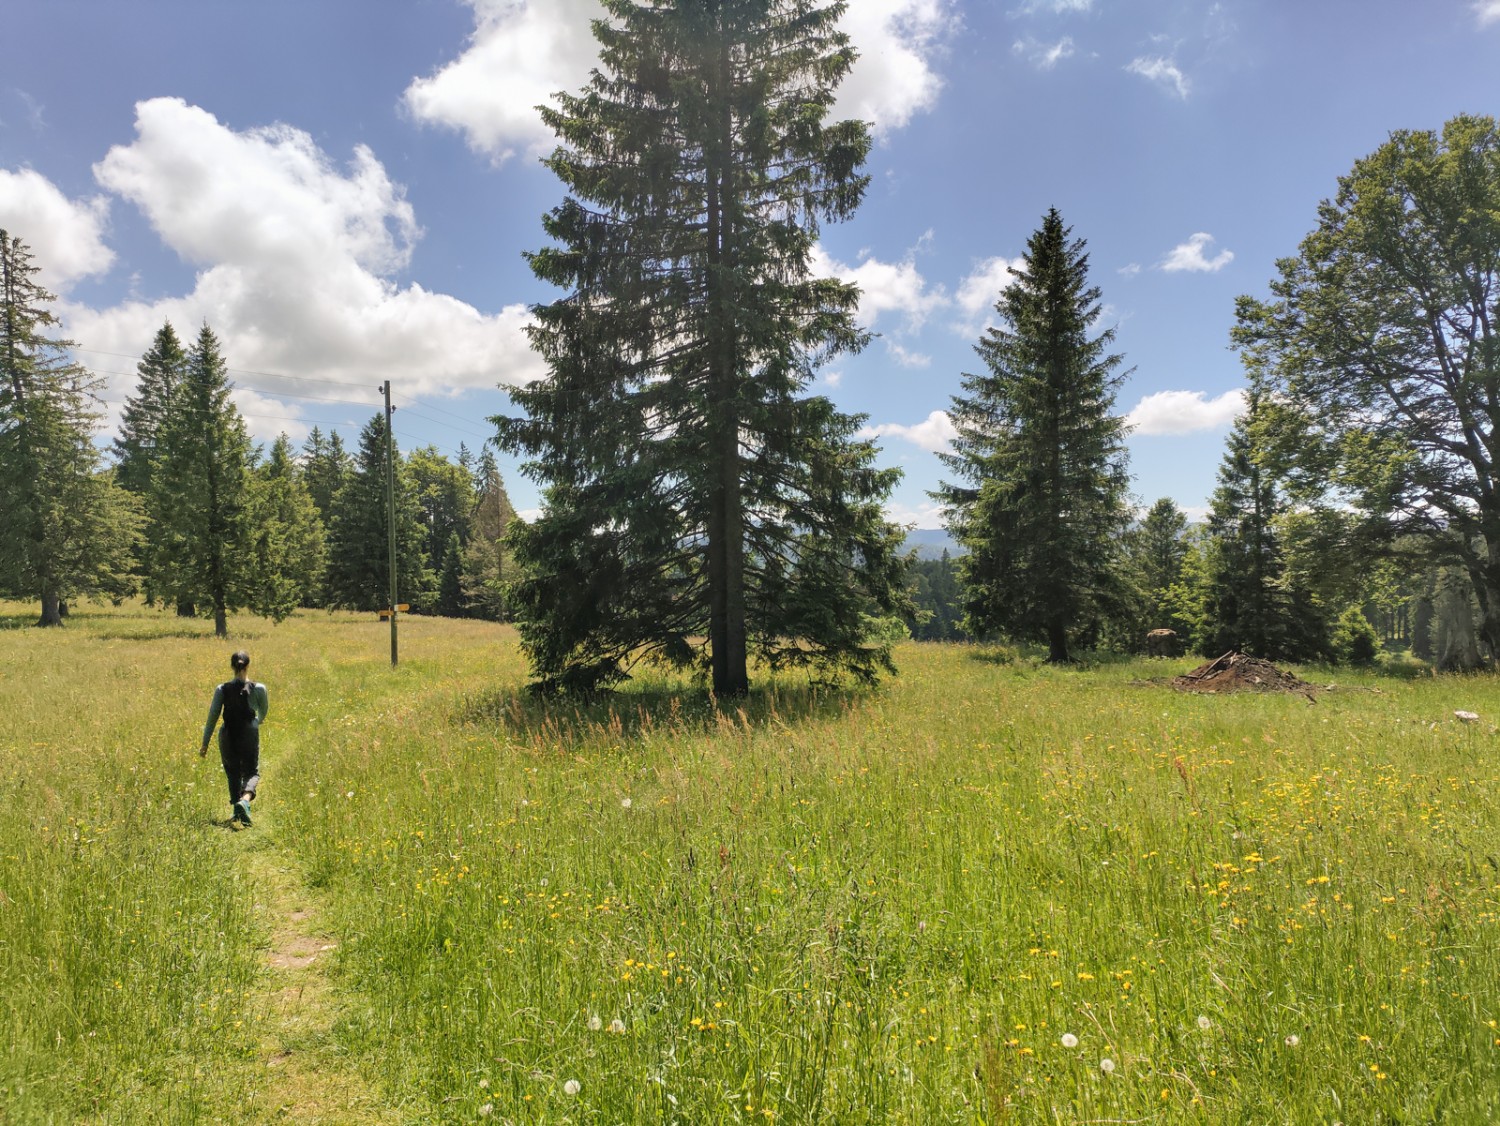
[234,799,252,827]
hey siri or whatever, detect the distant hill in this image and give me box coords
[902,527,960,560]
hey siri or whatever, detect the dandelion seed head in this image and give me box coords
[478,1104,493,1117]
[563,1079,581,1096]
[609,1018,626,1034]
[1060,1033,1078,1048]
[587,1014,602,1031]
[621,797,632,809]
[1197,1015,1212,1030]
[1284,1034,1300,1047]
[1100,1057,1116,1074]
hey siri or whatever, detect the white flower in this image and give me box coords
[563,1079,581,1096]
[1284,1034,1300,1047]
[621,797,633,809]
[1100,1057,1116,1074]
[1060,1033,1078,1048]
[478,1104,493,1117]
[345,790,355,799]
[587,1014,602,1031]
[609,1018,626,1034]
[1197,1015,1212,1030]
[479,1078,490,1088]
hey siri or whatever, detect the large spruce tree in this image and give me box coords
[113,321,189,611]
[496,0,905,695]
[324,414,429,613]
[0,230,140,624]
[145,324,255,638]
[936,209,1131,662]
[247,434,327,620]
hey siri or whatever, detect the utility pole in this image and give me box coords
[381,380,399,667]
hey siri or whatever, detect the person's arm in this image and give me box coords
[200,685,224,756]
[252,683,269,725]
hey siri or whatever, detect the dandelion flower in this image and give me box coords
[1197,1015,1212,1030]
[587,1014,602,1031]
[1284,1034,1300,1047]
[609,1018,626,1034]
[621,797,633,809]
[563,1079,581,1096]
[1060,1033,1078,1048]
[1100,1057,1116,1074]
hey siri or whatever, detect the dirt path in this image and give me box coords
[233,827,404,1124]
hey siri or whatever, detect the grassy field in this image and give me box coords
[2,601,1499,1124]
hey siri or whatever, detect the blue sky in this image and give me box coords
[1,0,1496,526]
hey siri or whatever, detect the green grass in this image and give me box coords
[3,601,1499,1123]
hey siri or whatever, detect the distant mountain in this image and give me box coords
[902,527,961,560]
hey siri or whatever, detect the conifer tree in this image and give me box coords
[247,434,327,620]
[1124,497,1190,635]
[407,445,475,611]
[1196,394,1327,660]
[935,209,1131,662]
[324,414,429,612]
[145,324,255,637]
[300,426,351,523]
[496,0,906,695]
[460,447,517,621]
[0,230,141,625]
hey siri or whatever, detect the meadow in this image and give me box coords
[2,602,1498,1124]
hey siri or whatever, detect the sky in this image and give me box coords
[1,0,1497,527]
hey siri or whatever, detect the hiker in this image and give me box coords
[200,650,269,826]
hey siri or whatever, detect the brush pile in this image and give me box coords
[1172,651,1317,699]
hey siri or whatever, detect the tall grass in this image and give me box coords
[3,601,1499,1122]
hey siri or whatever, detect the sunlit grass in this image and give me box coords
[3,601,1499,1122]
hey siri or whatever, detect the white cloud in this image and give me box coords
[810,241,947,334]
[1124,389,1245,435]
[1012,35,1075,69]
[885,499,947,529]
[1118,262,1142,279]
[57,98,539,443]
[404,0,958,161]
[1126,55,1190,99]
[1019,0,1094,11]
[1476,0,1500,25]
[1159,231,1234,273]
[950,255,1022,336]
[860,409,957,452]
[0,168,114,291]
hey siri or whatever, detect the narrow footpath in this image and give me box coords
[232,826,404,1124]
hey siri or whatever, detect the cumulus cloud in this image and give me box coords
[0,168,114,291]
[58,98,539,443]
[1159,232,1234,273]
[1477,0,1500,25]
[404,0,957,161]
[954,255,1021,327]
[1124,389,1245,435]
[1012,35,1075,69]
[1126,55,1189,98]
[811,241,947,336]
[860,409,957,452]
[885,498,947,528]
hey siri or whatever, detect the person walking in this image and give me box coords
[200,650,269,827]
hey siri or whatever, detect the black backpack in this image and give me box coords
[222,680,255,734]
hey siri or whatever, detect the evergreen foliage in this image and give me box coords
[408,445,476,611]
[460,447,517,622]
[496,0,906,695]
[905,551,967,641]
[247,434,327,620]
[324,414,429,613]
[1130,498,1188,630]
[935,209,1131,662]
[1195,395,1326,661]
[1331,605,1380,667]
[300,426,352,524]
[144,324,255,637]
[0,230,141,625]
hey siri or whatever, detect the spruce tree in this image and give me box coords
[496,0,906,695]
[247,434,327,620]
[935,209,1131,662]
[0,230,140,625]
[146,323,255,638]
[1125,497,1189,635]
[460,447,517,621]
[407,445,475,611]
[300,426,351,524]
[324,414,429,612]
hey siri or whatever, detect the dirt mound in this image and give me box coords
[1172,651,1317,699]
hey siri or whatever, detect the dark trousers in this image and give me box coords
[219,728,260,804]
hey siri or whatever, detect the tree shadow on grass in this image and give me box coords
[452,677,864,749]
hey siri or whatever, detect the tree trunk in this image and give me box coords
[1047,618,1069,663]
[37,592,62,627]
[214,595,228,639]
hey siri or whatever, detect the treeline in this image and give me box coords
[0,231,516,636]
